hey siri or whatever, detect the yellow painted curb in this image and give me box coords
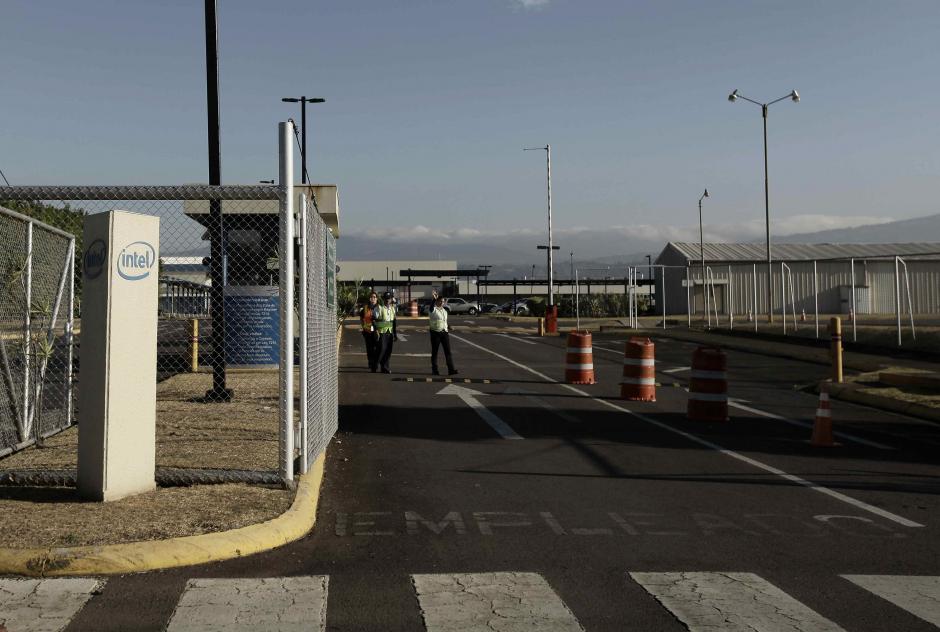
[0,452,326,577]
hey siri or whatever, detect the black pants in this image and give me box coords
[377,332,394,372]
[430,330,455,373]
[362,330,379,371]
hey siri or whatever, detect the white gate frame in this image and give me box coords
[278,121,295,486]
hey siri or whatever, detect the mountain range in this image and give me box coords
[338,213,940,278]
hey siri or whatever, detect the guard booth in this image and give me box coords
[184,185,339,367]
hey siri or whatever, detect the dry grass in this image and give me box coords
[0,370,294,548]
[0,484,292,547]
[851,368,940,411]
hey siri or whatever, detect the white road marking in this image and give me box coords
[396,333,409,342]
[451,333,924,528]
[166,576,329,632]
[662,366,691,374]
[494,333,538,345]
[631,572,846,632]
[842,575,940,627]
[0,578,101,632]
[504,386,582,423]
[412,572,582,632]
[437,383,523,440]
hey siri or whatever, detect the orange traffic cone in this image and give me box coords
[848,309,855,323]
[810,385,836,447]
[800,309,806,322]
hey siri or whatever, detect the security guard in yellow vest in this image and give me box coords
[429,295,458,375]
[374,291,397,373]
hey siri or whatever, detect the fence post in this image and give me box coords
[813,260,819,339]
[780,261,786,335]
[279,121,295,487]
[850,258,857,343]
[661,266,666,330]
[686,265,691,329]
[65,239,75,426]
[23,221,33,438]
[895,255,902,347]
[752,263,758,333]
[728,264,733,330]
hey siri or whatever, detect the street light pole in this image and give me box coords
[282,96,326,184]
[729,88,799,323]
[525,145,554,307]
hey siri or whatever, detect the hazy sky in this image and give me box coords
[3,1,940,246]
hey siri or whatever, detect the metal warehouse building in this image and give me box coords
[653,242,940,317]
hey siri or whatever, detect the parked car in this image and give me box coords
[497,299,530,316]
[479,302,500,314]
[443,297,480,315]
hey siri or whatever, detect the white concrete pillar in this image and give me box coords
[78,210,159,501]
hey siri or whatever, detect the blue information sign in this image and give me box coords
[223,285,279,367]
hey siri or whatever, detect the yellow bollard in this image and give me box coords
[538,317,545,337]
[190,318,200,373]
[830,316,843,383]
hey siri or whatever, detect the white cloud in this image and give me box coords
[510,0,550,9]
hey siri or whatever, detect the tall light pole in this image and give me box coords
[698,189,709,324]
[728,88,800,323]
[537,244,560,305]
[282,96,326,184]
[524,145,554,308]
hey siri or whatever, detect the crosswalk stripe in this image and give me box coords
[842,575,940,627]
[630,571,847,632]
[165,576,328,632]
[0,578,101,632]
[412,572,583,631]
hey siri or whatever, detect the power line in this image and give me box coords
[0,168,10,186]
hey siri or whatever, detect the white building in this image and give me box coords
[654,242,940,316]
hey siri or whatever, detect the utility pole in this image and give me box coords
[204,0,231,400]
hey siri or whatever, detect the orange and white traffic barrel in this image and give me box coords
[565,331,595,384]
[621,337,655,401]
[409,300,419,317]
[687,346,728,422]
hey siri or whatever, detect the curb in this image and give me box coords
[0,452,326,577]
[825,383,940,424]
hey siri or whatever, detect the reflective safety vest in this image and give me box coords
[375,305,396,333]
[429,306,448,332]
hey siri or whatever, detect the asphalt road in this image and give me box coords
[53,319,940,631]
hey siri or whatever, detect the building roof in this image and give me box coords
[660,242,940,264]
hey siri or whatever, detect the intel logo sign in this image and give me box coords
[117,241,156,281]
[83,239,107,280]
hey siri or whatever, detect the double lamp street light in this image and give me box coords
[281,96,326,184]
[728,88,799,324]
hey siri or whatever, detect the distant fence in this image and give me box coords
[653,254,940,345]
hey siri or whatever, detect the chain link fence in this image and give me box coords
[653,254,940,348]
[0,204,75,456]
[301,194,338,471]
[0,123,340,487]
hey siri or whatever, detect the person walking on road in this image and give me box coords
[359,291,379,372]
[374,291,397,373]
[429,295,458,376]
